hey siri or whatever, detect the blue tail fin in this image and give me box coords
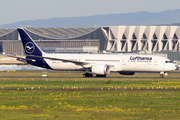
[18,28,43,56]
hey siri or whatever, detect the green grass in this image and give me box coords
[0,70,180,119]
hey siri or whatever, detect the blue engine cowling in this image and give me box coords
[119,72,135,75]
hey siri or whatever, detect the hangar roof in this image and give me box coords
[0,27,98,40]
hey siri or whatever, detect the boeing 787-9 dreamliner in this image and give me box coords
[8,28,176,78]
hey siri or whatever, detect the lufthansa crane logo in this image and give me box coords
[25,42,35,54]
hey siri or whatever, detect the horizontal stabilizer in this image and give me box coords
[6,55,36,62]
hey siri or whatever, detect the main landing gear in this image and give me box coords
[83,73,107,78]
[83,73,93,77]
[96,75,106,77]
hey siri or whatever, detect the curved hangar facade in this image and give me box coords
[0,26,180,55]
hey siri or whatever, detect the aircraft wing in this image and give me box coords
[26,55,90,66]
[7,54,88,65]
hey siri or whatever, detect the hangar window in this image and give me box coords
[143,33,147,39]
[132,33,136,39]
[122,34,126,39]
[174,34,178,39]
[163,34,167,39]
[153,33,157,39]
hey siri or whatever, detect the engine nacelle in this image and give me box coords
[119,72,135,75]
[91,64,111,75]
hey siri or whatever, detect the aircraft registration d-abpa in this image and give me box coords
[8,28,176,78]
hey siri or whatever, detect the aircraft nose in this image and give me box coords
[171,64,176,70]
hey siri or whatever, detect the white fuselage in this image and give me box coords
[43,53,176,72]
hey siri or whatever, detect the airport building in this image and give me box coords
[0,26,180,62]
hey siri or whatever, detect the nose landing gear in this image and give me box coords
[160,72,168,78]
[160,74,164,78]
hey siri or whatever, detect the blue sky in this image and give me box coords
[0,0,180,25]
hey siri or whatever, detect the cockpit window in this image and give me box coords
[165,61,172,63]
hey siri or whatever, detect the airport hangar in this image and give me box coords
[1,26,180,65]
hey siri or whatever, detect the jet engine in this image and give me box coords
[119,72,135,75]
[91,64,111,75]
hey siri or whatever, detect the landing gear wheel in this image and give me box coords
[83,74,86,78]
[96,75,106,77]
[160,74,164,78]
[160,72,165,78]
[83,73,93,78]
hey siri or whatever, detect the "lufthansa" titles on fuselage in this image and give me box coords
[130,56,152,62]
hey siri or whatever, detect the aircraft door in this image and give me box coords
[121,58,130,71]
[154,59,164,71]
[122,58,126,65]
[79,57,84,62]
[160,60,164,71]
[154,60,159,66]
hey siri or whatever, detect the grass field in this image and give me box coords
[0,70,180,119]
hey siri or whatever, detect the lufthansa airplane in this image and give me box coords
[9,28,176,78]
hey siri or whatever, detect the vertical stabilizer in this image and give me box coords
[18,28,43,56]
